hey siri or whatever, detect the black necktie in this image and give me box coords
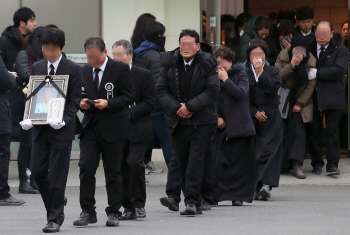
[319,46,325,59]
[185,64,190,72]
[49,64,55,75]
[94,68,101,91]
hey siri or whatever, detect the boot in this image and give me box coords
[19,181,39,194]
[292,160,306,179]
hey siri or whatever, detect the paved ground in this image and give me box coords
[2,158,350,235]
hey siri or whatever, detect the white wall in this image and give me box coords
[102,0,200,55]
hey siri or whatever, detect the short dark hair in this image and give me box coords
[144,21,166,40]
[215,47,235,63]
[179,29,200,44]
[246,38,269,60]
[253,16,271,32]
[316,21,334,32]
[295,6,314,21]
[277,19,296,36]
[45,24,59,29]
[84,36,106,52]
[235,13,252,36]
[13,7,35,27]
[277,9,296,24]
[221,14,235,24]
[41,28,65,50]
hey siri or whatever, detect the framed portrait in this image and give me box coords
[23,75,69,125]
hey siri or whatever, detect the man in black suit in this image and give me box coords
[20,28,82,233]
[157,29,219,216]
[73,37,134,228]
[308,21,348,175]
[112,39,156,220]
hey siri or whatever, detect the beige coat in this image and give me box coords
[275,48,317,123]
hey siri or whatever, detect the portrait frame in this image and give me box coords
[23,75,69,125]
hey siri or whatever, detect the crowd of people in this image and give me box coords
[0,5,348,234]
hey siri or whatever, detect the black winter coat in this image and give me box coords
[156,49,220,128]
[0,26,23,71]
[0,57,15,135]
[309,32,348,111]
[217,64,256,139]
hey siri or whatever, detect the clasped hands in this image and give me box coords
[177,103,193,119]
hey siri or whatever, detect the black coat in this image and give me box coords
[128,65,156,142]
[217,64,255,139]
[309,32,348,111]
[0,26,23,71]
[81,57,134,142]
[15,50,32,86]
[31,56,82,141]
[156,48,220,128]
[133,49,163,113]
[0,56,15,135]
[245,62,282,117]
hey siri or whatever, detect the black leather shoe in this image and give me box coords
[73,212,97,226]
[64,196,67,206]
[42,221,60,233]
[201,200,211,211]
[0,195,25,206]
[196,206,202,215]
[180,203,197,216]
[259,187,271,201]
[19,181,39,194]
[135,208,146,218]
[327,167,340,176]
[212,201,218,206]
[160,197,179,211]
[119,211,136,220]
[312,166,323,175]
[106,214,119,227]
[232,201,243,206]
[30,177,39,191]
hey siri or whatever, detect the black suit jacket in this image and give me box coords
[31,56,82,141]
[128,65,156,142]
[81,57,134,142]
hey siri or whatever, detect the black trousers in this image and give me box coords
[0,134,11,200]
[170,124,216,207]
[31,128,72,223]
[79,124,123,215]
[308,108,342,170]
[121,139,147,211]
[166,138,214,204]
[17,128,32,181]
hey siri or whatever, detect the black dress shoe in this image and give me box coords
[119,211,136,220]
[232,201,243,206]
[135,208,146,218]
[42,221,60,233]
[212,201,218,206]
[312,166,323,175]
[160,197,179,211]
[73,212,97,226]
[64,196,67,206]
[259,187,271,201]
[201,200,211,211]
[30,177,39,191]
[19,181,39,194]
[327,167,340,176]
[106,214,119,227]
[0,195,26,206]
[180,203,197,216]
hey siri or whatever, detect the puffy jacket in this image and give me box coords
[156,47,220,128]
[0,26,23,71]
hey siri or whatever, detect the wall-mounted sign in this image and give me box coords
[210,16,216,27]
[66,53,87,64]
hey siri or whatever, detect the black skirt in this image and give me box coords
[213,130,256,203]
[254,107,283,188]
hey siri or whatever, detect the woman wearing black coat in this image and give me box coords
[212,47,256,206]
[245,39,283,201]
[14,26,46,194]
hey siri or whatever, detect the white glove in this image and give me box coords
[308,68,317,80]
[20,119,33,130]
[47,118,65,130]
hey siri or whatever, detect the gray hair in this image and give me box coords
[112,39,133,55]
[84,36,106,52]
